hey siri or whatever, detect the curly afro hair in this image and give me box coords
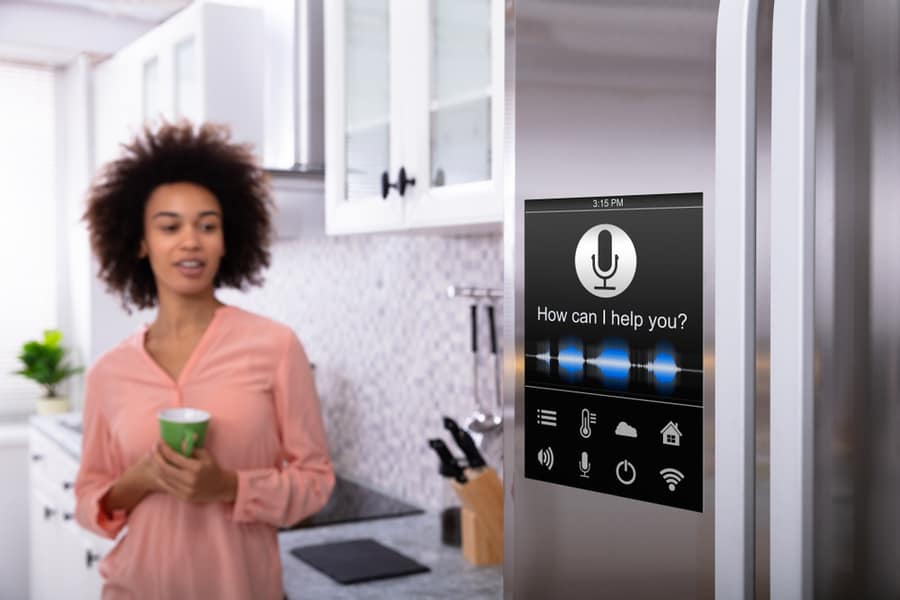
[83,121,273,314]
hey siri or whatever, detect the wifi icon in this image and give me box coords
[537,447,555,470]
[660,468,685,491]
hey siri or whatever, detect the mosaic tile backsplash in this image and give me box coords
[219,232,504,511]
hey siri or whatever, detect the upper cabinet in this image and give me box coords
[93,2,264,167]
[324,0,504,235]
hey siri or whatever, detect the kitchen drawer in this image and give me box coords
[30,486,112,600]
[29,428,59,481]
[29,429,80,512]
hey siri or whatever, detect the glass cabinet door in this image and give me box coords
[429,0,492,188]
[142,56,161,125]
[344,0,391,200]
[174,37,200,124]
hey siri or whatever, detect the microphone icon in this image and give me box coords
[576,224,636,299]
[591,229,619,290]
[579,451,591,478]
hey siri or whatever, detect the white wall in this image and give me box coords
[56,56,154,409]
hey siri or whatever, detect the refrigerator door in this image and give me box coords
[507,0,900,597]
[710,0,900,596]
[778,1,900,598]
[505,1,720,598]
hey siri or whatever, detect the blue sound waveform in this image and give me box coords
[650,342,678,394]
[528,338,685,394]
[557,338,584,382]
[593,340,630,390]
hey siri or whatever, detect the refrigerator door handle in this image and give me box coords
[770,1,819,599]
[715,0,759,598]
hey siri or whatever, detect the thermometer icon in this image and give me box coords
[579,408,596,439]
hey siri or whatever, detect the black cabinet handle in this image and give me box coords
[380,167,416,199]
[63,512,74,521]
[31,453,44,462]
[62,481,73,491]
[86,549,101,569]
[43,506,56,520]
[380,170,390,199]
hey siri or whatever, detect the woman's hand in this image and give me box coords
[150,441,238,504]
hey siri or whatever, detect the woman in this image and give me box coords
[74,122,335,599]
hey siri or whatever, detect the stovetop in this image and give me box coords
[281,476,423,530]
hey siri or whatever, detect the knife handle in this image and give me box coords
[443,417,487,470]
[429,439,467,483]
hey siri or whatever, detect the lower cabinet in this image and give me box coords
[0,424,29,600]
[29,429,113,599]
[29,488,60,600]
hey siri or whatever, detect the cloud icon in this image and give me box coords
[615,421,638,438]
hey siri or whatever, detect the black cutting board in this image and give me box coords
[289,538,430,585]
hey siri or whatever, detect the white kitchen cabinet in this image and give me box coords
[324,0,504,235]
[29,487,63,600]
[93,2,264,168]
[29,428,113,600]
[0,425,29,600]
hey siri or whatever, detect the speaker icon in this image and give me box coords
[660,468,685,491]
[537,447,555,471]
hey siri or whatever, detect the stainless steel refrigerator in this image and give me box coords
[502,1,900,598]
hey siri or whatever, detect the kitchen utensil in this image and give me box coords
[477,303,504,473]
[464,303,502,438]
[470,303,480,409]
[442,417,487,470]
[486,303,502,416]
[428,438,467,483]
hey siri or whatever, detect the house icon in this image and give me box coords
[661,421,682,447]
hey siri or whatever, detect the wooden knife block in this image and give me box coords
[451,468,504,566]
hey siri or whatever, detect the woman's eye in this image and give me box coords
[201,223,219,232]
[161,225,178,232]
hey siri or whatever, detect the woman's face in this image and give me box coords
[139,182,225,300]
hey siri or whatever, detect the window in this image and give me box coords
[0,63,58,415]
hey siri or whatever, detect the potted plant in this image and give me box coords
[14,330,83,415]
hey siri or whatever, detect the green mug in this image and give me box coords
[158,408,210,457]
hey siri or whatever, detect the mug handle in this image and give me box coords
[182,431,199,457]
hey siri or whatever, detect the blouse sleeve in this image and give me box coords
[74,367,128,539]
[231,331,335,527]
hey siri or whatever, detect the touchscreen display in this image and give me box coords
[524,192,703,512]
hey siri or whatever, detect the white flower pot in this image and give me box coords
[36,397,71,415]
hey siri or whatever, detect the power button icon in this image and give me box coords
[616,459,637,485]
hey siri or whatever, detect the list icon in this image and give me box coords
[537,408,557,427]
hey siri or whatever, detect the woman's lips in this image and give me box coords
[174,261,205,278]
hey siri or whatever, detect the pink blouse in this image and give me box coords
[74,305,335,599]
